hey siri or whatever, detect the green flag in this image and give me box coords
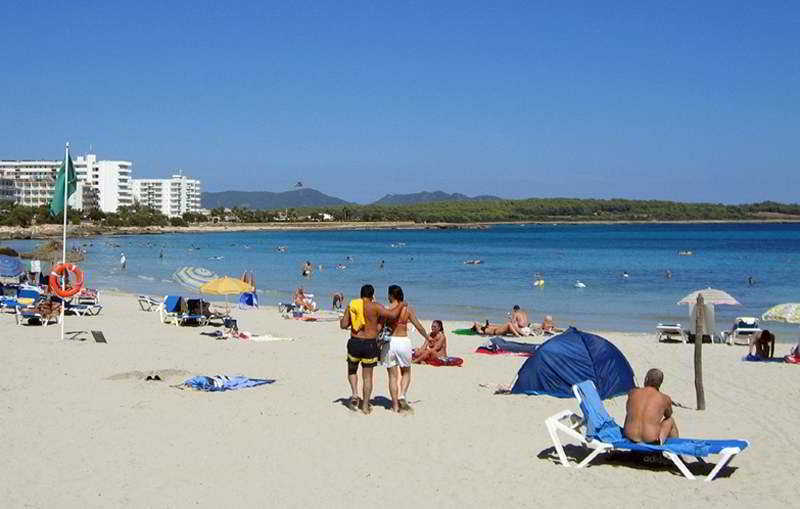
[49,151,77,216]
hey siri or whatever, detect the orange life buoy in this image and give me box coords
[49,263,84,298]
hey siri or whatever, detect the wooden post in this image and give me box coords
[694,294,706,410]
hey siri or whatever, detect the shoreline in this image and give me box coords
[4,217,800,240]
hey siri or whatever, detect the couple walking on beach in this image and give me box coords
[339,284,431,414]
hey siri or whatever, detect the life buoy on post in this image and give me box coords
[49,263,84,298]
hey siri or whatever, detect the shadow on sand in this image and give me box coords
[536,445,738,480]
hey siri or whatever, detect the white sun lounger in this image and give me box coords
[544,381,748,482]
[656,323,685,343]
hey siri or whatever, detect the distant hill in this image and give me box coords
[371,191,502,206]
[202,188,350,209]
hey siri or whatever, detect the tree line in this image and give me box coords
[1,198,799,228]
[208,199,800,223]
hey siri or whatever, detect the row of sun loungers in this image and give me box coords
[656,317,762,345]
[2,286,103,326]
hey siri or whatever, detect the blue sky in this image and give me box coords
[1,1,798,203]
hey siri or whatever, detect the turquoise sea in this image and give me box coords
[5,223,800,343]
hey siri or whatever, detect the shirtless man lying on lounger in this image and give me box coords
[623,368,678,444]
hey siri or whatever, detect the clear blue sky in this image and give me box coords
[1,1,798,204]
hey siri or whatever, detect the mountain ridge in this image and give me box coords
[202,188,505,209]
[201,188,350,209]
[370,190,502,206]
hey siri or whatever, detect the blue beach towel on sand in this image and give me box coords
[742,354,785,363]
[183,375,275,392]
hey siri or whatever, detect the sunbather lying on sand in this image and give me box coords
[413,320,447,364]
[470,321,512,336]
[471,307,531,337]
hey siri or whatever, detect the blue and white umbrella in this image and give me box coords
[172,266,219,291]
[0,255,24,278]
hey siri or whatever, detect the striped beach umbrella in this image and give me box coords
[0,254,24,278]
[762,303,800,324]
[172,266,219,291]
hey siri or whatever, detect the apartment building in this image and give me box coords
[132,172,202,217]
[0,154,133,213]
[74,154,133,212]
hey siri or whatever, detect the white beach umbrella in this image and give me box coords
[677,288,740,306]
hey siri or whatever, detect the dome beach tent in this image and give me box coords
[511,327,635,399]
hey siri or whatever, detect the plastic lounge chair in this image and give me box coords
[76,288,100,306]
[0,295,20,312]
[138,295,161,311]
[66,301,103,316]
[724,317,761,346]
[159,296,207,326]
[16,298,61,326]
[159,295,182,325]
[656,323,685,343]
[544,380,748,482]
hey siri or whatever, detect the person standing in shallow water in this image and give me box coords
[339,284,406,414]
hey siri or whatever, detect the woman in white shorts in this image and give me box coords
[382,285,432,413]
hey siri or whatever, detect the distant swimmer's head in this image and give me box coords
[388,284,404,302]
[644,368,664,389]
[360,284,375,299]
[513,305,520,311]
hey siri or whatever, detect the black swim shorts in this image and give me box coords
[347,337,379,369]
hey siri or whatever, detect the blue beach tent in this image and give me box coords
[238,292,258,309]
[511,327,635,399]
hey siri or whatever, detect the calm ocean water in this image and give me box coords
[5,223,800,342]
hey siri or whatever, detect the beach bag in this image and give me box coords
[377,324,392,362]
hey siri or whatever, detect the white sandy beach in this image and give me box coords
[2,292,798,508]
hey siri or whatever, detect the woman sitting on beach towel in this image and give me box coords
[413,320,447,364]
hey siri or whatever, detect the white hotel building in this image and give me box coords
[132,172,202,217]
[0,154,133,213]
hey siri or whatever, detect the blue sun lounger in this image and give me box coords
[159,296,208,327]
[544,380,748,481]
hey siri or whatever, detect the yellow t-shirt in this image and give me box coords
[348,298,366,332]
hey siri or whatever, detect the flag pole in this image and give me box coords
[59,142,69,341]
